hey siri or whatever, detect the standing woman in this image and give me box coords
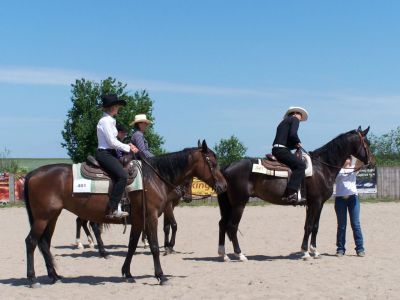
[96,94,139,219]
[334,156,365,257]
[130,114,154,158]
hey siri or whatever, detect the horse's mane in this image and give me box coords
[144,147,198,183]
[310,130,357,165]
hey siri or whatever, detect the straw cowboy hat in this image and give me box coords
[130,114,152,125]
[283,106,309,121]
[100,94,127,108]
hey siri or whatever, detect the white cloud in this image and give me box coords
[0,66,399,106]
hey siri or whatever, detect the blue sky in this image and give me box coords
[1,1,399,158]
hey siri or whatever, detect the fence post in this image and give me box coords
[9,173,15,204]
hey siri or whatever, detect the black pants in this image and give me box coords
[95,149,128,210]
[272,147,306,192]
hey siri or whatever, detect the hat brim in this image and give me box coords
[130,119,152,126]
[284,107,308,121]
[102,100,127,108]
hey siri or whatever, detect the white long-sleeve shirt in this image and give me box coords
[97,113,130,153]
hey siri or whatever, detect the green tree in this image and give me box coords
[62,77,164,163]
[369,127,400,166]
[214,135,247,167]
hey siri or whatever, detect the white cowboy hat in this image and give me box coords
[283,106,308,121]
[130,114,152,125]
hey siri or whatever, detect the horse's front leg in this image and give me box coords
[301,206,314,260]
[217,192,231,262]
[301,202,322,260]
[309,205,324,259]
[121,223,142,283]
[228,204,247,262]
[146,214,168,284]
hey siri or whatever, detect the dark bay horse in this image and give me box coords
[74,178,193,257]
[217,127,375,261]
[24,140,227,287]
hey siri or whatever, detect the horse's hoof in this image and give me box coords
[313,255,322,259]
[235,253,248,262]
[158,276,169,286]
[29,282,41,289]
[125,276,136,283]
[220,254,231,262]
[100,253,110,259]
[76,243,84,249]
[89,243,95,249]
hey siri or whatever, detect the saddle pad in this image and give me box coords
[252,160,289,178]
[252,154,313,178]
[72,161,143,193]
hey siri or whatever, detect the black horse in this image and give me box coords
[217,127,375,261]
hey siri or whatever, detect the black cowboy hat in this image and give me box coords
[101,94,127,108]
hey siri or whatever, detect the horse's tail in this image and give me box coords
[23,171,34,226]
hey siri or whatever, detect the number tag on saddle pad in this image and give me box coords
[73,179,92,193]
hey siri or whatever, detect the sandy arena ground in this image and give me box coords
[1,202,399,299]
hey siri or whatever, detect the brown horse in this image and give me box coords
[24,140,227,287]
[217,127,375,261]
[74,178,193,257]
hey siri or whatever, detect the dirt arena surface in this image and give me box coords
[1,202,399,299]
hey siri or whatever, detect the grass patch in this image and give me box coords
[0,202,26,209]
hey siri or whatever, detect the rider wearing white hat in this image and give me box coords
[272,106,309,205]
[130,114,154,158]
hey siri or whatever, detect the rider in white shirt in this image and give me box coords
[96,94,138,219]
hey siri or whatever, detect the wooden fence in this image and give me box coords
[377,167,400,199]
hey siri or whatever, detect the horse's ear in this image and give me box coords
[197,139,201,148]
[362,126,370,136]
[357,126,362,132]
[201,140,208,152]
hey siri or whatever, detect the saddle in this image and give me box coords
[252,150,313,178]
[81,155,138,186]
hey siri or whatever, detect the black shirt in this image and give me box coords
[272,116,301,150]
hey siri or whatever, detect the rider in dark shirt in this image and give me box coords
[272,107,308,205]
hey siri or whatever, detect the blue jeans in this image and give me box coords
[334,194,364,253]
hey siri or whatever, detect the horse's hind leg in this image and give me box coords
[75,217,84,249]
[38,214,62,283]
[163,204,177,254]
[26,219,50,287]
[90,222,108,258]
[83,220,95,248]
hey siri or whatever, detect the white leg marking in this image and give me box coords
[234,252,248,262]
[301,250,311,260]
[218,245,231,262]
[310,245,321,259]
[75,239,84,249]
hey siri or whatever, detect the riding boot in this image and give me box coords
[282,189,306,206]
